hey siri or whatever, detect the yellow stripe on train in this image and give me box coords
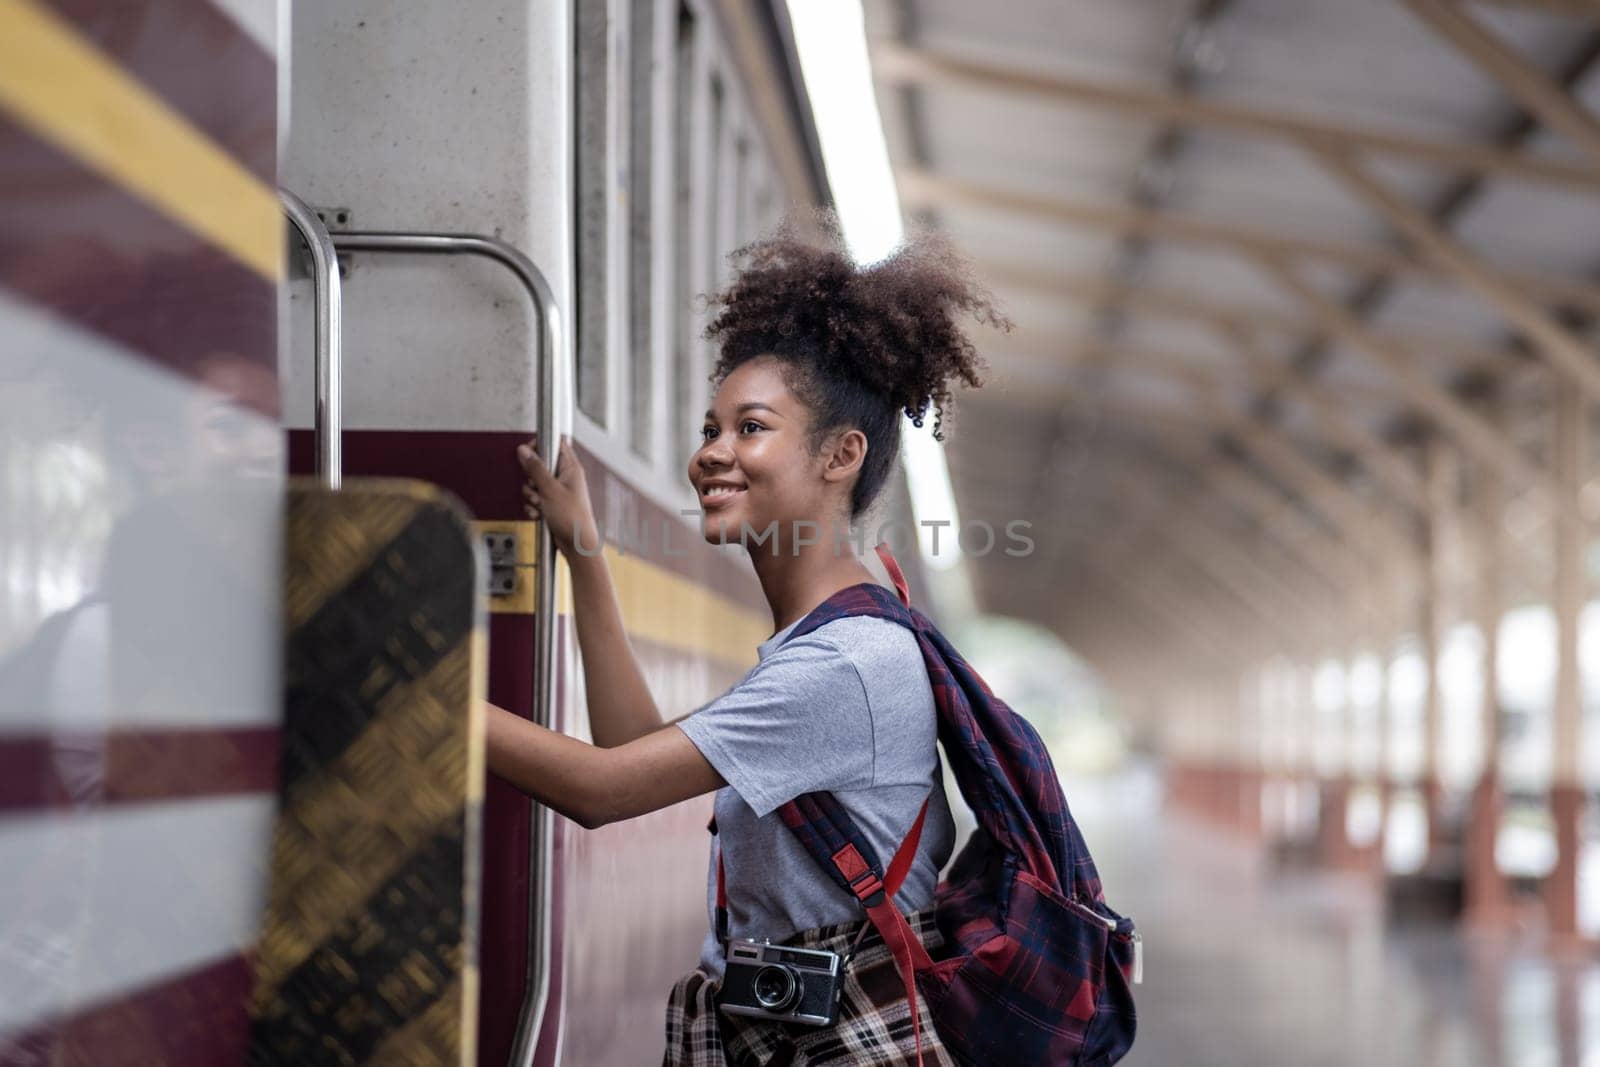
[0,0,282,281]
[474,519,768,668]
[594,546,769,668]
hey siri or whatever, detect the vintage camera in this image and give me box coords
[718,937,846,1026]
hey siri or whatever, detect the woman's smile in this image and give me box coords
[699,480,747,510]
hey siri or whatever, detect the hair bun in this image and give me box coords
[705,209,1009,440]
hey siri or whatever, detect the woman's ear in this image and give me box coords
[821,428,868,484]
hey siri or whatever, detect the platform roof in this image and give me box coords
[865,0,1600,693]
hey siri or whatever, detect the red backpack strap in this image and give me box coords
[778,793,934,1064]
[827,797,933,1065]
[709,816,729,946]
[874,541,911,607]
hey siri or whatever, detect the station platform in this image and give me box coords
[1080,759,1593,1067]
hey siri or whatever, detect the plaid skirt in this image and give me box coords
[663,906,956,1067]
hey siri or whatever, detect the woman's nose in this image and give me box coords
[695,438,733,470]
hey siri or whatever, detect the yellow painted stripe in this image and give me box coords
[0,0,282,280]
[555,547,769,670]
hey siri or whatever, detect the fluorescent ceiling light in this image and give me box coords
[788,0,970,580]
[786,0,904,265]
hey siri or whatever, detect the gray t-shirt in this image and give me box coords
[676,609,957,978]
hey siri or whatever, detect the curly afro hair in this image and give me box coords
[703,211,1009,520]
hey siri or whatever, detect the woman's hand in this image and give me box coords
[518,435,663,746]
[518,435,600,558]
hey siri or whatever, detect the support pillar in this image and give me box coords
[1420,438,1452,861]
[1238,666,1264,840]
[1347,570,1389,877]
[1547,385,1587,942]
[1465,391,1510,927]
[1373,565,1403,873]
[1313,641,1353,869]
[1318,776,1352,867]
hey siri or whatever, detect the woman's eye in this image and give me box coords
[740,420,762,434]
[700,425,717,442]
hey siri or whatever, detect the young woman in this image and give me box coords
[486,220,1005,1064]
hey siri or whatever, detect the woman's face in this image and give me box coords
[688,355,835,548]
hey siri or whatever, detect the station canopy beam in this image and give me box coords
[873,43,1600,192]
[898,169,1600,317]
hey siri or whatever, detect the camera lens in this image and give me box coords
[752,964,799,1011]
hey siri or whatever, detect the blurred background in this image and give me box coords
[866,2,1600,1064]
[9,0,1600,1064]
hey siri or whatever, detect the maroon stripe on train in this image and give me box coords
[46,0,276,184]
[0,118,278,415]
[477,614,536,1067]
[286,430,769,614]
[0,727,279,814]
[0,952,255,1066]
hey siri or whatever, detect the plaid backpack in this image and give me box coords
[774,543,1140,1066]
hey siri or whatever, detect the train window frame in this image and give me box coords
[572,0,814,526]
[671,0,705,482]
[572,0,719,522]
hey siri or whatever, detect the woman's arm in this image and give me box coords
[484,701,724,827]
[519,436,663,747]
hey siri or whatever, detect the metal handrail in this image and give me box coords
[328,230,564,1066]
[278,190,342,489]
[289,219,566,1064]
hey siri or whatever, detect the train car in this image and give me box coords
[277,3,929,1066]
[2,1,935,1064]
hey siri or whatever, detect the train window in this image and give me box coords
[713,96,739,293]
[575,0,612,427]
[752,168,775,239]
[672,3,700,476]
[706,74,725,293]
[627,0,655,459]
[733,134,750,247]
[692,66,726,467]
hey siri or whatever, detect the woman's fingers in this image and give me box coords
[555,436,576,481]
[517,440,552,483]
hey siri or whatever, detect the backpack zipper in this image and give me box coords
[1066,895,1143,985]
[1065,894,1118,930]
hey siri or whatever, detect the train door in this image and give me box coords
[279,4,574,1064]
[279,2,835,1062]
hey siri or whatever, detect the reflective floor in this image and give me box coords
[1075,759,1600,1067]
